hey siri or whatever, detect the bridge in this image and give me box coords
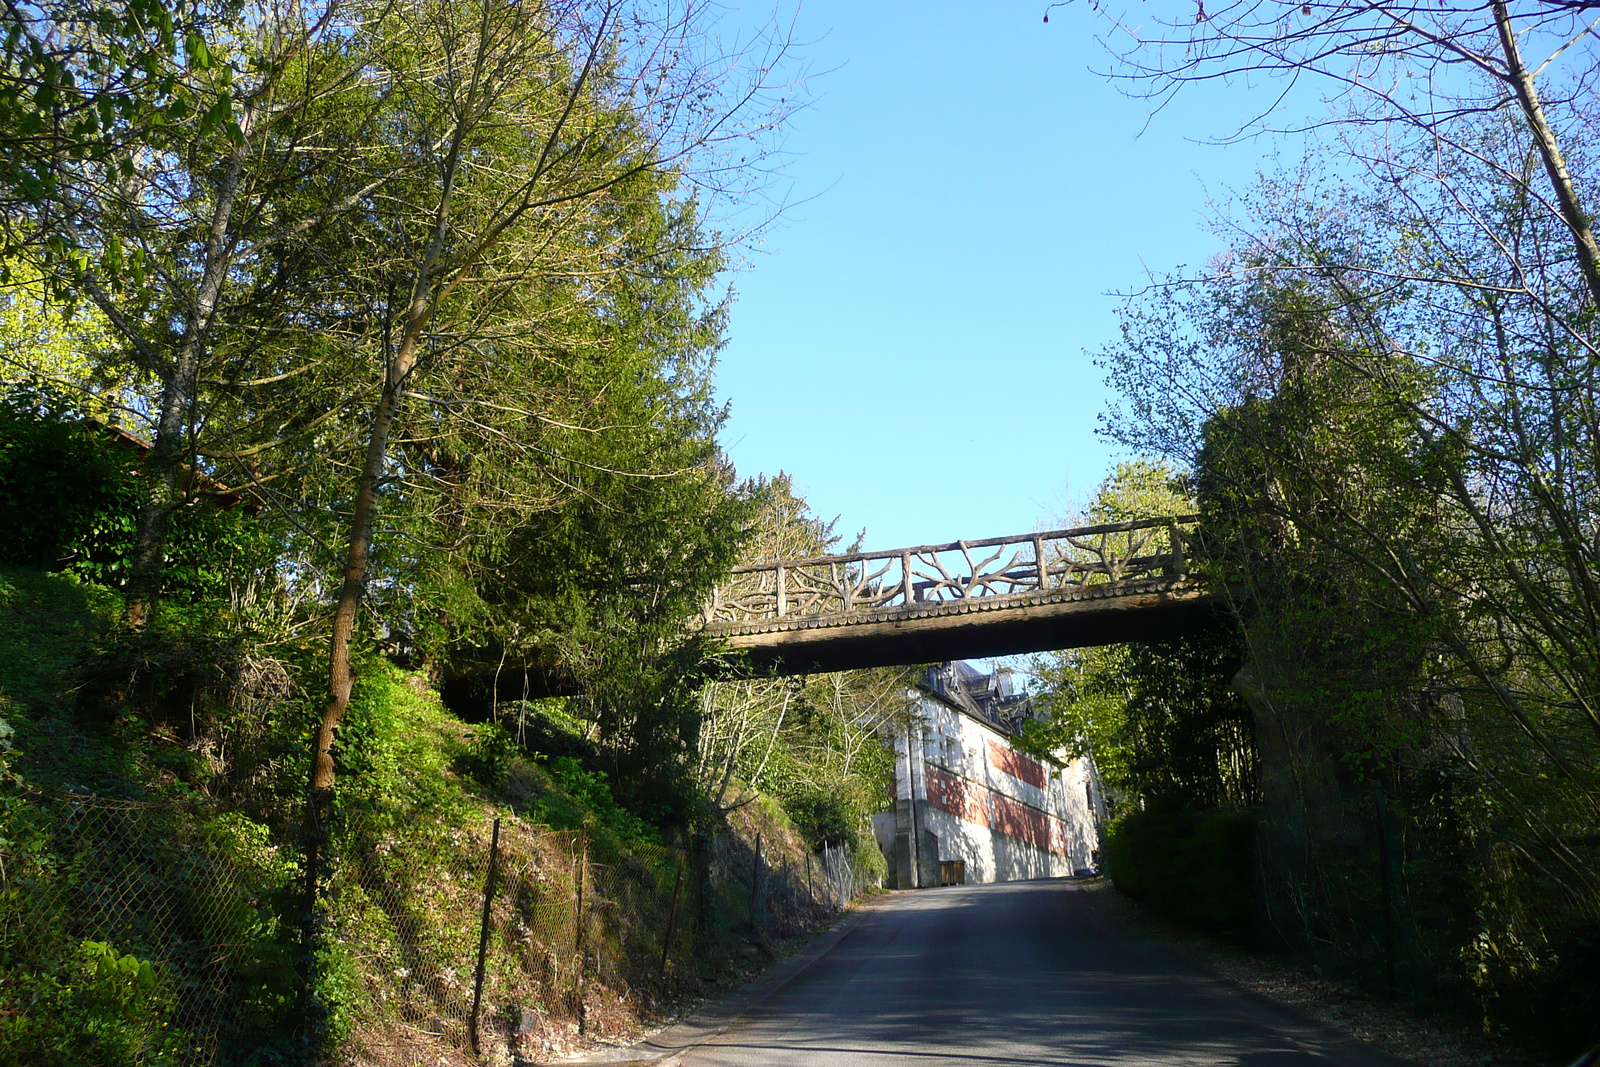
[701,516,1218,674]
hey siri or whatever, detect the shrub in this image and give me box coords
[1102,796,1256,936]
[0,385,136,572]
[779,785,858,851]
[459,721,522,788]
[533,755,658,843]
[0,384,277,601]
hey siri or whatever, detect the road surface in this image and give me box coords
[660,878,1406,1067]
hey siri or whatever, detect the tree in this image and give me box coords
[426,197,756,819]
[1020,461,1255,813]
[696,475,842,815]
[4,0,405,625]
[0,0,227,245]
[1061,0,1600,308]
[1098,150,1600,1029]
[299,0,795,816]
[0,259,137,414]
[695,475,906,855]
[1103,146,1600,794]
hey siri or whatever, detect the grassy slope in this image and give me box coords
[0,567,832,1065]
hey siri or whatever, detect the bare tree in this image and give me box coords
[1063,0,1600,307]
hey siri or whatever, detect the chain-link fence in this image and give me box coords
[339,810,874,1065]
[0,789,297,1066]
[1,789,873,1066]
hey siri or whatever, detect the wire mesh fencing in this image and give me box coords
[334,811,875,1065]
[0,789,297,1067]
[1,788,874,1066]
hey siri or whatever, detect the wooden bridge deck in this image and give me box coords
[705,576,1217,674]
[441,517,1219,708]
[701,516,1219,674]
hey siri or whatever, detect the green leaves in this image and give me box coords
[80,940,159,990]
[184,31,212,71]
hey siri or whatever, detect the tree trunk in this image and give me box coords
[1491,0,1600,312]
[297,317,423,1014]
[125,120,252,625]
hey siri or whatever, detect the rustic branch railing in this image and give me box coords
[706,516,1201,628]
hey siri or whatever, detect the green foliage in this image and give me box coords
[0,788,302,1066]
[528,755,659,843]
[0,260,135,400]
[0,939,180,1067]
[459,721,523,789]
[0,566,119,715]
[457,716,659,841]
[0,387,279,605]
[1083,459,1192,524]
[759,672,899,857]
[0,0,233,229]
[699,666,901,859]
[1101,798,1256,936]
[0,711,16,780]
[72,941,172,1054]
[0,385,136,570]
[780,784,859,851]
[331,661,472,817]
[1097,146,1600,1046]
[1024,463,1255,813]
[0,0,844,1056]
[0,565,312,1057]
[693,479,900,857]
[328,168,755,827]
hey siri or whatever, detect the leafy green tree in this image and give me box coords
[0,0,230,245]
[1098,141,1600,1037]
[4,0,406,626]
[1020,462,1255,813]
[0,260,139,413]
[296,0,794,816]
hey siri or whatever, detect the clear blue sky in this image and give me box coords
[711,1,1287,551]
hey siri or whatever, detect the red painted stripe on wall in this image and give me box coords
[990,793,1052,851]
[988,741,1048,788]
[926,766,1067,855]
[927,766,989,826]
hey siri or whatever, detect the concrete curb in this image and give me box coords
[540,895,890,1067]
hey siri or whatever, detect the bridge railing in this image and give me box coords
[706,515,1201,628]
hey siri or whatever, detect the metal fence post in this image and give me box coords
[660,852,684,977]
[470,817,502,1055]
[782,857,791,934]
[749,832,763,937]
[575,825,589,1035]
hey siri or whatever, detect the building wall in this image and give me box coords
[889,685,1100,886]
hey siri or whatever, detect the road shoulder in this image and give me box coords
[541,893,893,1067]
[1072,878,1537,1067]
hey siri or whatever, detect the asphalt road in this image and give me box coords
[665,878,1407,1067]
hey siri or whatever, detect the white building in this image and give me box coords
[873,663,1104,888]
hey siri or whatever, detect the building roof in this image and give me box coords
[918,662,1037,736]
[91,419,251,511]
